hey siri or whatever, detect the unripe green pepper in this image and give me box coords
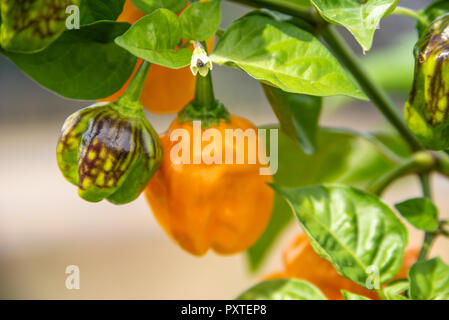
[57,61,163,204]
[405,14,449,150]
[0,0,79,53]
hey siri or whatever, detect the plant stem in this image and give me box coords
[440,220,449,237]
[122,61,151,103]
[419,173,432,199]
[117,61,151,114]
[418,172,436,261]
[418,232,436,261]
[226,0,314,23]
[368,152,434,196]
[194,72,216,110]
[393,6,428,26]
[321,25,422,152]
[193,41,216,111]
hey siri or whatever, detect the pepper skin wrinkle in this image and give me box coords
[145,115,274,256]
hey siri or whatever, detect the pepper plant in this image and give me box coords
[2,0,449,300]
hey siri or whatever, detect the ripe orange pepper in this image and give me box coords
[144,115,274,256]
[265,233,419,300]
[100,0,212,114]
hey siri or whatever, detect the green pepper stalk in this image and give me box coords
[178,41,229,128]
[56,61,163,204]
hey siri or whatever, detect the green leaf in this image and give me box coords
[115,8,192,69]
[341,290,372,300]
[262,85,322,154]
[132,0,189,14]
[418,0,449,35]
[310,0,399,51]
[237,279,327,300]
[383,279,409,300]
[409,257,449,300]
[273,184,408,287]
[246,128,401,272]
[1,21,136,100]
[79,0,126,25]
[211,14,366,100]
[395,198,439,232]
[180,0,221,41]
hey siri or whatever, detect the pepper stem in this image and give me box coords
[194,70,216,111]
[117,60,151,113]
[178,41,229,128]
[192,41,216,111]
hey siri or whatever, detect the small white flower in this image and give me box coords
[190,43,213,77]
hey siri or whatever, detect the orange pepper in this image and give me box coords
[265,233,419,300]
[145,115,274,256]
[99,0,213,114]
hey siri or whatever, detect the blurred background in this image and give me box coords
[1,0,448,299]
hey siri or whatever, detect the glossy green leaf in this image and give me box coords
[342,290,372,300]
[115,8,192,69]
[247,128,402,272]
[79,0,126,25]
[273,184,408,287]
[180,0,221,41]
[262,85,322,154]
[211,15,366,100]
[409,257,449,300]
[1,21,136,100]
[310,0,398,51]
[383,279,409,300]
[395,198,439,232]
[237,279,327,300]
[418,0,449,35]
[132,0,188,14]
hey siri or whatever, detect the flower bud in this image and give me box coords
[405,14,449,150]
[0,0,80,53]
[57,102,163,204]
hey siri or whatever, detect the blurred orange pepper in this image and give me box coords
[100,0,213,114]
[265,233,419,300]
[145,115,274,256]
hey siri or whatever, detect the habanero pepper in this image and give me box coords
[99,0,213,114]
[405,14,449,150]
[0,0,80,53]
[264,233,419,300]
[144,44,274,256]
[57,61,163,204]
